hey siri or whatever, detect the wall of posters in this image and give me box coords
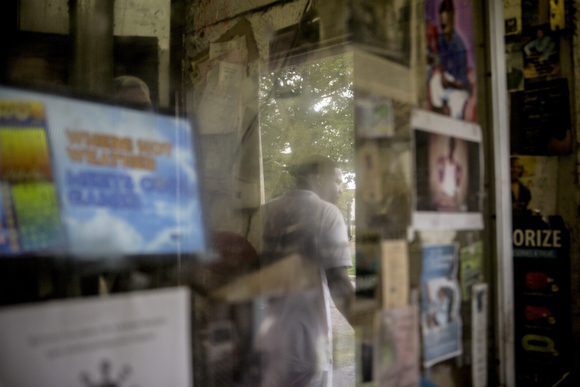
[421,244,462,367]
[412,110,483,230]
[425,0,476,122]
[0,86,206,259]
[0,288,192,386]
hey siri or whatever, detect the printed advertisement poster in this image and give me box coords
[510,156,557,217]
[0,288,192,386]
[421,244,462,367]
[0,87,206,259]
[0,101,64,254]
[510,79,572,156]
[374,306,420,387]
[522,24,559,79]
[355,96,395,139]
[412,110,483,230]
[460,241,483,301]
[471,283,488,387]
[425,0,476,122]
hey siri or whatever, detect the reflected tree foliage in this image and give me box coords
[259,54,354,215]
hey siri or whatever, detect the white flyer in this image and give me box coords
[0,287,192,387]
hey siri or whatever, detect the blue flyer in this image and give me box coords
[421,243,462,367]
[0,87,205,259]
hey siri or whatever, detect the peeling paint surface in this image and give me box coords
[186,0,309,68]
[114,0,170,50]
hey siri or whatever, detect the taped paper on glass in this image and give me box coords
[0,288,192,386]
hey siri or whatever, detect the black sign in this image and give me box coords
[513,216,572,386]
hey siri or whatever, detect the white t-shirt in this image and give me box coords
[248,190,352,386]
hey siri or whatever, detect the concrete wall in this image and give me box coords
[18,0,171,107]
[184,0,308,235]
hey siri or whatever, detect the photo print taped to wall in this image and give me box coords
[411,110,483,230]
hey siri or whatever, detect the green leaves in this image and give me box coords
[259,54,355,207]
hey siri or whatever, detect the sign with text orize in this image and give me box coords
[0,86,205,259]
[512,216,572,386]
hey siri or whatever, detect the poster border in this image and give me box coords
[411,109,484,231]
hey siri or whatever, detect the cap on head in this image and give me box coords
[289,154,339,181]
[113,76,152,107]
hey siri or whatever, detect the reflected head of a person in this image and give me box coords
[113,75,152,108]
[290,154,343,205]
[510,157,524,183]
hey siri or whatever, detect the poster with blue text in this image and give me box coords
[0,87,205,259]
[421,243,462,367]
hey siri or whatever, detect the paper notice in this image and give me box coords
[209,35,248,64]
[197,61,243,135]
[382,239,409,309]
[0,288,192,386]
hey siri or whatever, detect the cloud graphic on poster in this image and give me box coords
[145,227,181,252]
[169,139,198,183]
[66,210,144,258]
[144,201,205,253]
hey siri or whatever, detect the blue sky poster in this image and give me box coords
[0,87,205,259]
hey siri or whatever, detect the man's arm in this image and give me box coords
[326,266,354,324]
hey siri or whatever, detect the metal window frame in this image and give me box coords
[488,1,515,386]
